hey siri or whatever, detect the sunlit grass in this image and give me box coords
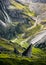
[11,24,42,49]
[23,7,36,17]
[0,40,14,51]
[9,0,25,10]
[0,54,10,58]
[25,24,41,38]
[9,0,36,17]
[0,47,46,64]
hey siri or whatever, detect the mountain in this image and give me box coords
[15,0,31,5]
[0,38,46,65]
[0,0,46,65]
[16,0,46,3]
[0,0,46,51]
[0,0,35,40]
[29,0,46,15]
[0,38,25,54]
[32,0,46,3]
[30,30,46,50]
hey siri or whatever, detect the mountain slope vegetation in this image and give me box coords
[0,0,46,65]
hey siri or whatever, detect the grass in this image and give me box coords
[0,47,46,65]
[0,39,14,51]
[11,24,42,49]
[0,0,46,64]
[32,47,46,57]
[23,7,36,17]
[11,37,24,44]
[25,24,41,38]
[9,0,35,17]
[8,0,36,45]
[9,0,25,10]
[0,38,25,53]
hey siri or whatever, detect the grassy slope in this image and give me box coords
[0,47,46,65]
[8,0,36,40]
[0,39,14,51]
[9,0,35,16]
[8,0,37,48]
[0,38,24,53]
[9,1,42,49]
[0,38,46,65]
[25,24,41,37]
[0,0,37,52]
[11,24,42,48]
[0,0,46,65]
[9,0,35,27]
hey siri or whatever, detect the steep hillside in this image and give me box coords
[0,47,46,65]
[0,0,35,40]
[0,38,25,54]
[0,0,46,65]
[32,0,46,3]
[29,0,46,15]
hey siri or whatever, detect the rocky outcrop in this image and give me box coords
[7,9,30,23]
[30,30,46,49]
[15,0,31,5]
[36,12,46,23]
[0,0,32,39]
[35,41,46,49]
[16,0,46,16]
[1,0,10,7]
[22,44,32,57]
[29,0,46,15]
[32,0,46,3]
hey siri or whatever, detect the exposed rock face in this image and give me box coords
[22,44,32,57]
[16,0,26,4]
[15,0,31,4]
[35,35,46,46]
[36,12,46,24]
[1,0,10,7]
[30,30,46,49]
[35,41,46,49]
[29,0,46,15]
[0,11,5,22]
[0,0,11,24]
[0,0,31,23]
[16,0,46,5]
[35,36,46,49]
[15,0,46,15]
[8,9,29,23]
[32,0,46,3]
[0,0,31,40]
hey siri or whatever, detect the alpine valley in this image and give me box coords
[0,0,46,65]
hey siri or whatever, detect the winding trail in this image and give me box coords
[20,16,40,45]
[27,16,37,31]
